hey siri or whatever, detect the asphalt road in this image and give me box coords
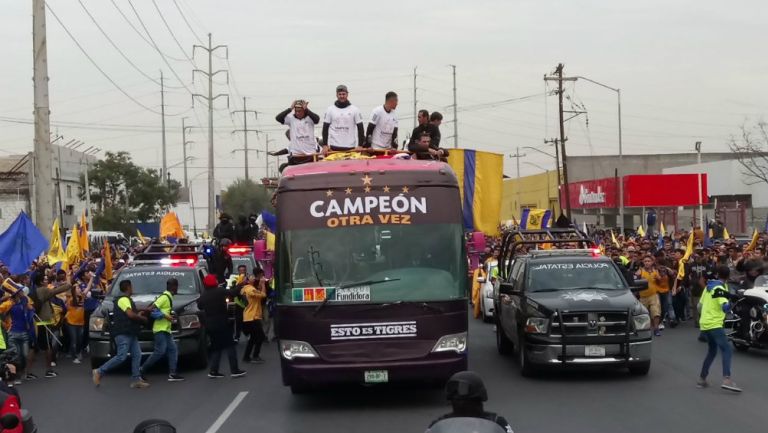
[19,319,768,433]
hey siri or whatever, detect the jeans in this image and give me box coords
[659,291,676,322]
[7,332,30,371]
[98,334,142,381]
[66,323,84,357]
[141,332,178,375]
[672,289,688,321]
[208,325,238,374]
[700,328,732,379]
[243,320,265,360]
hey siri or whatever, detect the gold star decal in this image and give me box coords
[401,186,409,194]
[383,186,390,193]
[364,186,371,193]
[361,174,373,186]
[345,187,353,195]
[326,189,334,197]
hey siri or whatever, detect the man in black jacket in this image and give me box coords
[213,214,235,242]
[197,275,246,379]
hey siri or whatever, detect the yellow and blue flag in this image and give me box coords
[447,149,503,236]
[47,218,66,265]
[160,211,185,242]
[520,208,552,230]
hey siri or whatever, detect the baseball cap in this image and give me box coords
[336,84,348,93]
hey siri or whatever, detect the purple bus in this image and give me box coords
[275,157,468,393]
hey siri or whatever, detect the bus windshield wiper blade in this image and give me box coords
[313,278,401,316]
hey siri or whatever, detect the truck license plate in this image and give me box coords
[364,370,388,383]
[585,345,606,357]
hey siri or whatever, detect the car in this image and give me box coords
[494,228,653,377]
[478,260,500,323]
[88,245,211,370]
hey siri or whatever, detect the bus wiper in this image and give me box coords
[313,278,401,316]
[419,302,444,313]
[530,288,562,293]
[308,245,324,287]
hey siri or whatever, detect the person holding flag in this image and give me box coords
[29,270,74,378]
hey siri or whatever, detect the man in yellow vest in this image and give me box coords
[140,278,184,382]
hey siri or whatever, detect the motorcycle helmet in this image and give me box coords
[445,371,488,402]
[743,259,764,279]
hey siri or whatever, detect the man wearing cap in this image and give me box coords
[322,85,364,153]
[365,91,399,150]
[276,99,320,164]
[197,275,246,379]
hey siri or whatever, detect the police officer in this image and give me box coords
[429,371,513,433]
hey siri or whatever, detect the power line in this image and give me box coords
[126,0,193,93]
[45,3,163,115]
[172,0,205,45]
[108,0,186,62]
[151,0,197,66]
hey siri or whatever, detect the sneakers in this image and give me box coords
[44,370,58,378]
[231,370,247,378]
[721,379,742,393]
[13,380,22,386]
[696,378,708,388]
[130,380,151,389]
[654,330,662,337]
[168,374,185,382]
[92,369,101,387]
[208,371,225,379]
[248,357,265,364]
[659,323,665,330]
[25,373,38,380]
[73,358,82,365]
[669,320,679,328]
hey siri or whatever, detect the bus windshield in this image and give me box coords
[278,223,466,303]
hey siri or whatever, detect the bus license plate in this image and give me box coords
[585,345,606,357]
[364,370,388,383]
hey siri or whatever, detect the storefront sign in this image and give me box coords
[561,178,618,209]
[623,174,708,207]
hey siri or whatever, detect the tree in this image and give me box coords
[221,178,273,219]
[728,121,768,185]
[80,151,180,232]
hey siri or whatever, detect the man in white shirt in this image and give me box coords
[322,85,364,153]
[275,100,320,165]
[365,92,399,151]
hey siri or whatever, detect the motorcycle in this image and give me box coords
[426,417,508,433]
[725,275,768,351]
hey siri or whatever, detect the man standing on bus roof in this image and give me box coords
[322,85,364,154]
[365,91,399,150]
[275,99,320,165]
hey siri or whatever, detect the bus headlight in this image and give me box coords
[633,314,651,331]
[431,332,467,354]
[89,317,105,332]
[281,340,319,360]
[179,314,201,329]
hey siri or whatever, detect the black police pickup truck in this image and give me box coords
[494,229,652,376]
[88,245,211,369]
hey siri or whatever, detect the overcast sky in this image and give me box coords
[2,0,766,183]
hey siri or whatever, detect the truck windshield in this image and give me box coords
[110,268,198,296]
[526,261,625,292]
[279,223,465,303]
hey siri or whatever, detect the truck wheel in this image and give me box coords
[628,360,651,376]
[496,320,513,355]
[290,383,311,395]
[518,339,536,377]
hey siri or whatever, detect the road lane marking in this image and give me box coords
[205,391,248,433]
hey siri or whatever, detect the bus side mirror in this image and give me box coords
[631,279,649,293]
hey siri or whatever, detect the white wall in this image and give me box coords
[663,159,768,207]
[171,177,221,234]
[0,198,29,233]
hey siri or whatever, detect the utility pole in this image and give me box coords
[32,0,54,235]
[160,70,167,183]
[544,138,561,189]
[181,117,193,190]
[232,97,259,181]
[413,66,418,129]
[193,33,229,232]
[509,147,526,214]
[450,64,458,148]
[544,64,577,221]
[696,141,704,230]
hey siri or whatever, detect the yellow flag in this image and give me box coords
[160,212,185,239]
[723,227,730,240]
[677,231,695,280]
[745,229,759,252]
[137,229,147,245]
[660,222,666,237]
[266,231,276,251]
[79,212,89,253]
[610,230,620,248]
[637,226,646,238]
[103,240,113,281]
[47,218,66,265]
[63,224,82,271]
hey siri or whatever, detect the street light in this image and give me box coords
[571,75,623,232]
[522,146,556,159]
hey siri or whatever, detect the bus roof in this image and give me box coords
[279,158,458,192]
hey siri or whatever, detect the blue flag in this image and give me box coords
[704,217,714,248]
[657,234,664,251]
[261,211,277,233]
[0,211,49,275]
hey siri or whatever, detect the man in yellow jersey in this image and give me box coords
[635,255,662,336]
[140,278,184,382]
